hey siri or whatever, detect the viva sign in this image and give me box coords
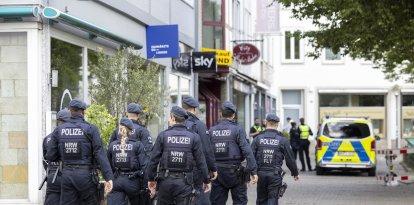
[233,43,260,65]
[172,52,217,72]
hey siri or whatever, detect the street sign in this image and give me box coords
[233,43,260,65]
[172,53,191,72]
[192,52,217,72]
[201,48,232,66]
[146,25,179,59]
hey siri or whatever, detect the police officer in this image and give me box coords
[147,106,211,205]
[110,103,153,160]
[298,117,314,171]
[209,101,258,205]
[42,109,71,205]
[109,103,154,204]
[251,114,299,205]
[46,99,114,205]
[107,117,146,205]
[182,96,217,205]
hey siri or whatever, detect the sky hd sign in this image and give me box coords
[146,25,179,59]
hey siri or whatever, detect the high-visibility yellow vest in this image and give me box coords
[299,125,310,139]
[253,125,264,132]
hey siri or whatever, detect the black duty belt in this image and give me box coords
[63,164,92,169]
[216,163,240,169]
[159,170,189,178]
[258,167,283,175]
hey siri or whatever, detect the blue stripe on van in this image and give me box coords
[322,140,342,162]
[350,141,370,162]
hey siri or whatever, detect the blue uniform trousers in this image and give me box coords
[256,171,282,205]
[210,167,247,205]
[107,175,141,205]
[60,167,98,205]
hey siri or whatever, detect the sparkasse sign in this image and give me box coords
[201,48,232,66]
[146,25,179,59]
[233,43,260,65]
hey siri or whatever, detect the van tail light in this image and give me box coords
[371,140,375,151]
[317,139,322,150]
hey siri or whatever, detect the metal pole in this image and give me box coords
[193,0,200,99]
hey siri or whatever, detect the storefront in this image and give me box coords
[402,91,414,139]
[0,0,197,203]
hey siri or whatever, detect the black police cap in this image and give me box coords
[127,103,143,114]
[171,106,188,119]
[266,113,280,122]
[182,96,199,108]
[69,99,87,110]
[221,101,237,113]
[120,117,134,131]
[57,109,71,121]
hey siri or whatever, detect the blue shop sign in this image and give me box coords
[146,25,179,59]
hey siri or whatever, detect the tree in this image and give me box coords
[276,0,414,81]
[85,104,117,146]
[88,49,165,125]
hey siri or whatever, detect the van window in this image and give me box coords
[323,122,371,139]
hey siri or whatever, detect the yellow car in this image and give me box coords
[315,116,379,176]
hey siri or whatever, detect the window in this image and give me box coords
[403,95,414,106]
[320,94,349,107]
[323,48,343,64]
[283,30,303,62]
[203,0,225,49]
[169,74,179,107]
[357,95,385,107]
[282,90,303,123]
[202,25,224,49]
[203,0,222,21]
[323,122,370,139]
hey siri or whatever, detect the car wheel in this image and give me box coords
[368,167,376,176]
[316,166,325,175]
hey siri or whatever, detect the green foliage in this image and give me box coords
[276,0,414,81]
[88,49,165,124]
[85,104,117,147]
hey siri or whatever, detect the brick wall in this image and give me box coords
[0,32,28,199]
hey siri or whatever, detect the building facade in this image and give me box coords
[273,5,414,147]
[0,0,197,203]
[200,0,277,131]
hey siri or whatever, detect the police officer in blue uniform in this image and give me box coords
[109,103,154,204]
[209,101,258,205]
[182,96,217,205]
[46,99,114,205]
[147,106,211,205]
[107,117,146,205]
[42,109,71,205]
[251,114,299,205]
[109,103,153,160]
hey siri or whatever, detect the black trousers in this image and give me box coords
[299,140,312,170]
[60,168,99,205]
[157,175,193,205]
[210,167,247,205]
[107,175,141,205]
[256,171,282,205]
[44,172,61,205]
[194,169,211,205]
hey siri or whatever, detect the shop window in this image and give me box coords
[320,94,349,107]
[372,119,384,138]
[403,119,414,138]
[169,74,179,106]
[357,95,385,107]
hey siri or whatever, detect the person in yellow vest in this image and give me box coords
[298,117,314,171]
[249,118,265,139]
